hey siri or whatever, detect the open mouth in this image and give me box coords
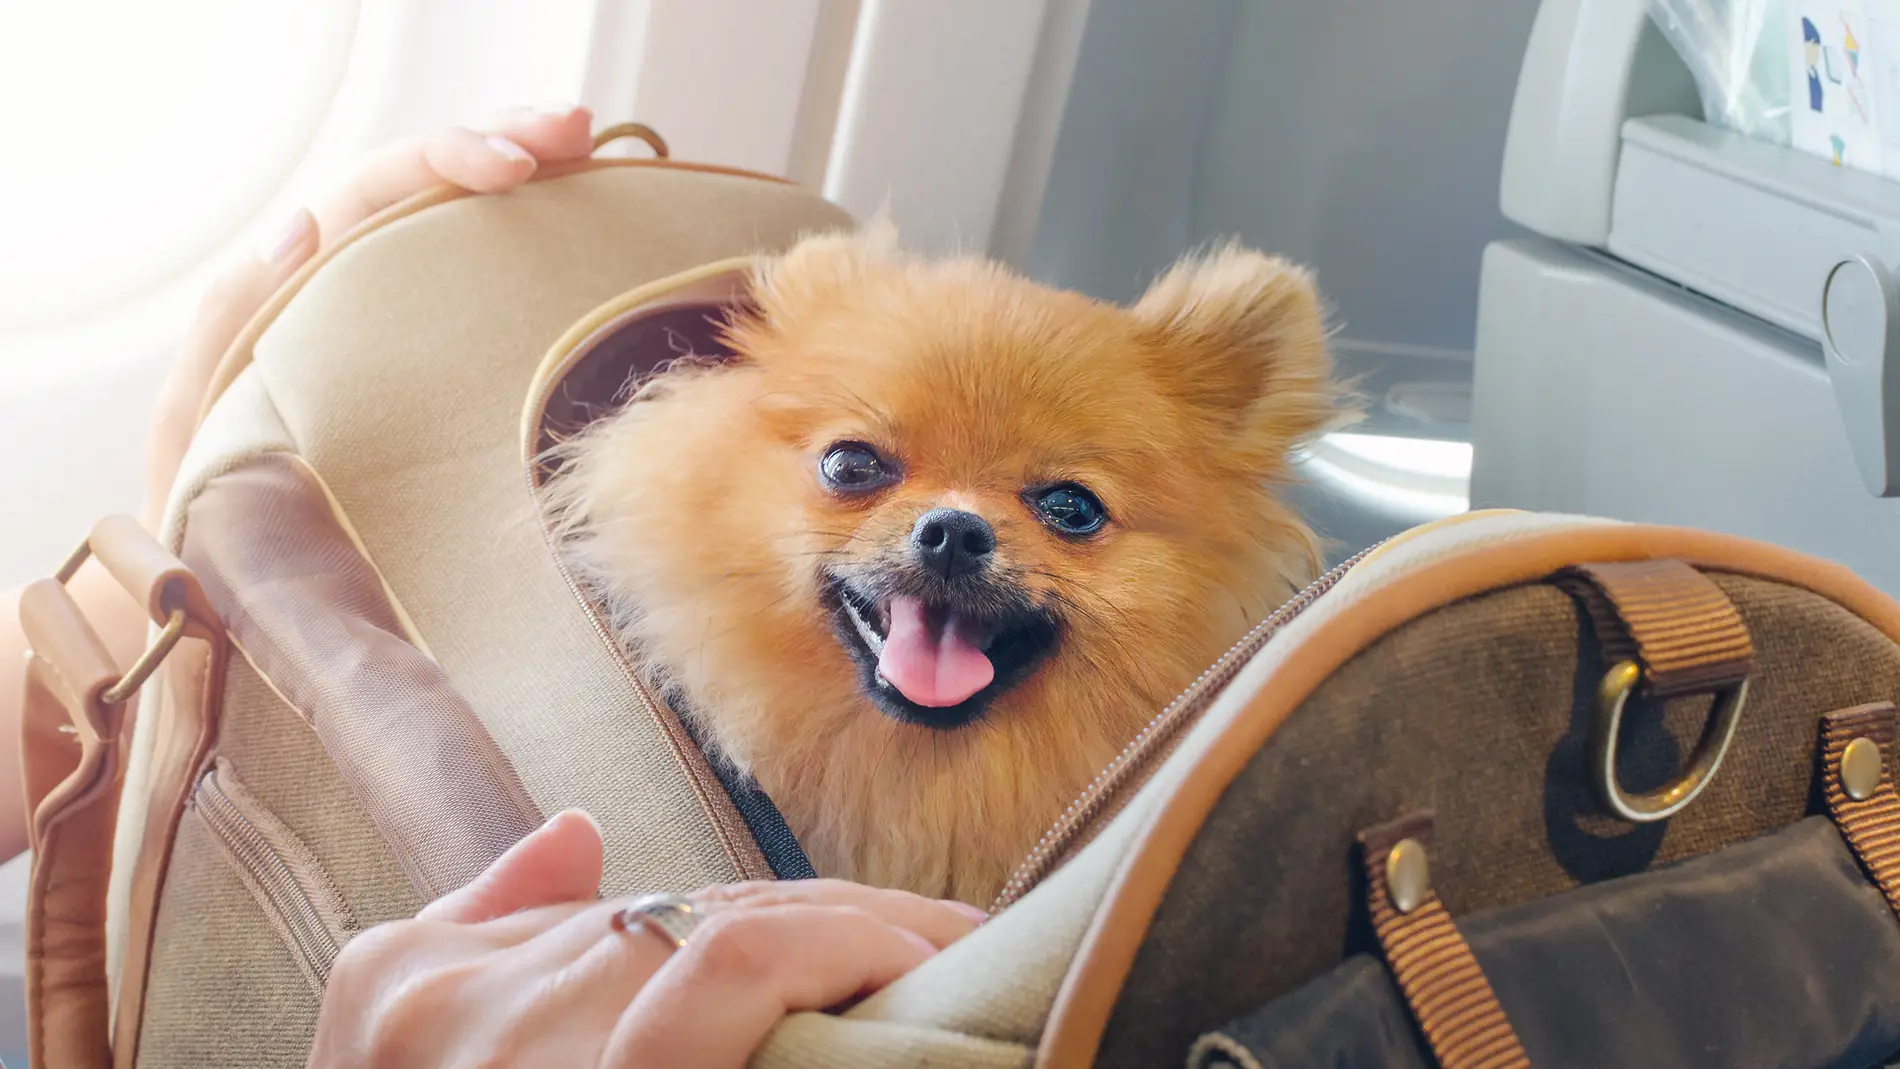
[824,576,1060,729]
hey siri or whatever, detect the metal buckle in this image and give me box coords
[1589,660,1748,823]
[54,537,187,707]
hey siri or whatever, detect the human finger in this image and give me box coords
[419,809,604,924]
[601,904,937,1069]
[695,878,985,950]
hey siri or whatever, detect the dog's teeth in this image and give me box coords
[842,595,884,654]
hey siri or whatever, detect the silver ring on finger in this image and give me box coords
[610,892,704,950]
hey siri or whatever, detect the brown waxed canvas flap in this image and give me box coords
[180,452,543,900]
[1048,523,1900,1069]
[1188,816,1900,1069]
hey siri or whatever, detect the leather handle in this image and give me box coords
[82,515,219,640]
[19,581,122,755]
[591,121,669,157]
[20,517,224,1069]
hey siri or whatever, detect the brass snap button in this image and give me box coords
[1842,736,1883,802]
[1385,838,1431,914]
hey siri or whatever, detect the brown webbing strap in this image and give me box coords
[20,584,122,1069]
[1557,560,1753,698]
[20,517,222,1069]
[1820,704,1900,915]
[1358,813,1530,1069]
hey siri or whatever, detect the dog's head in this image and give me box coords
[550,223,1349,795]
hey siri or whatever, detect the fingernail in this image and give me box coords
[550,808,601,835]
[947,901,990,924]
[486,135,534,164]
[535,101,581,118]
[254,209,313,265]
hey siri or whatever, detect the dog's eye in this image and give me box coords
[820,442,895,492]
[1031,484,1107,535]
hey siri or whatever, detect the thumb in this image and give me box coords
[419,809,605,924]
[146,207,319,525]
[178,206,319,405]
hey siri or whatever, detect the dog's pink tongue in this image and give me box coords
[877,595,994,707]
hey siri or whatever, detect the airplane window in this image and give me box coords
[0,2,360,335]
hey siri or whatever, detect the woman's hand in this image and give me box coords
[143,105,598,527]
[308,812,984,1069]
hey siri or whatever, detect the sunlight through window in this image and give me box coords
[0,2,359,335]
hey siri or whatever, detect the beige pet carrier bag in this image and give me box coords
[25,125,1900,1069]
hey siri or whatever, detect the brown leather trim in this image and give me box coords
[198,157,795,423]
[1037,523,1900,1068]
[1558,560,1754,697]
[1820,703,1900,915]
[19,582,120,750]
[180,453,543,899]
[22,652,117,1069]
[111,636,223,1069]
[18,524,223,1069]
[85,516,220,641]
[1358,813,1529,1069]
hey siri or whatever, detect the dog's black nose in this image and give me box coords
[911,509,996,579]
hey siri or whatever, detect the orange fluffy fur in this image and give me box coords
[546,224,1351,905]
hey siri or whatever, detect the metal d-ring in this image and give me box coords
[53,532,191,709]
[1589,660,1748,823]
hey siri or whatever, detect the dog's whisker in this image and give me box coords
[1028,570,1137,628]
[1229,589,1254,628]
[696,588,805,646]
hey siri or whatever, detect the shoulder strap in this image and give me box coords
[19,516,225,1069]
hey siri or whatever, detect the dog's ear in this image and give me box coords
[1130,243,1354,454]
[747,217,902,324]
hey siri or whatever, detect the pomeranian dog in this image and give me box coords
[546,223,1350,905]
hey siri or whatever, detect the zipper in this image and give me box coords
[988,538,1390,912]
[194,760,355,987]
[523,461,778,881]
